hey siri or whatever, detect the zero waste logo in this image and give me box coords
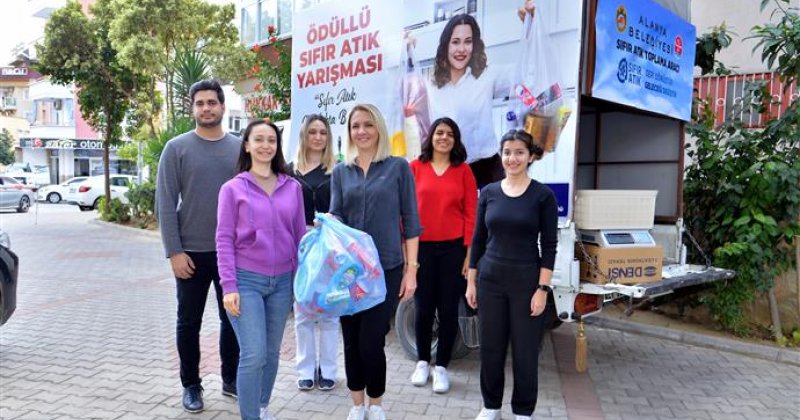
[616,5,627,33]
[617,58,628,83]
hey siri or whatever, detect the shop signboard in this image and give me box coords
[19,138,120,150]
[290,0,583,220]
[591,0,696,121]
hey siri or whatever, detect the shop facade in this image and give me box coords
[18,137,135,183]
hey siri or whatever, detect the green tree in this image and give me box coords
[171,49,211,118]
[684,0,800,335]
[106,0,242,121]
[0,129,15,165]
[36,0,142,214]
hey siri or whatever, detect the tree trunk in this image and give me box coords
[147,77,159,137]
[103,118,112,215]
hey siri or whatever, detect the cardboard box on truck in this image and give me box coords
[577,244,663,284]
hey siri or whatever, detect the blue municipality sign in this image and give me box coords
[592,0,696,121]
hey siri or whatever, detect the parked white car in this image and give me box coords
[68,175,135,211]
[0,176,35,213]
[37,176,89,204]
[3,163,51,186]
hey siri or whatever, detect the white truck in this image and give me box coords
[391,0,734,366]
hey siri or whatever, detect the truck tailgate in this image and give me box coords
[579,265,735,299]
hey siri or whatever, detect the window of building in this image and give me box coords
[724,79,757,126]
[241,1,258,45]
[241,0,295,45]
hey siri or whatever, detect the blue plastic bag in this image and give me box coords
[294,213,386,319]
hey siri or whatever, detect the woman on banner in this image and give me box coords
[216,119,306,420]
[465,129,558,420]
[289,114,340,392]
[329,103,422,420]
[408,117,477,394]
[415,2,536,187]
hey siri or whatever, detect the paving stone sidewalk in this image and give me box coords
[1,206,797,419]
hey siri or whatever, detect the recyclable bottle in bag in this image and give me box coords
[294,213,386,319]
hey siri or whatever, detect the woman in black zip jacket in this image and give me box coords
[289,114,340,392]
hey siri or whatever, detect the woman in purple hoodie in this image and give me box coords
[216,119,306,420]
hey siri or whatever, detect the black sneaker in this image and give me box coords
[318,377,335,391]
[182,384,204,413]
[221,381,237,399]
[297,379,314,391]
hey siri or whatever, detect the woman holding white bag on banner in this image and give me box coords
[416,1,537,188]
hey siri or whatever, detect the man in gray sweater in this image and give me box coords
[156,80,241,413]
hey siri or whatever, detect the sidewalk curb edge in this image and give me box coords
[586,315,800,367]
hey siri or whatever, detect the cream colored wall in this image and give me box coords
[0,115,31,145]
[692,0,800,74]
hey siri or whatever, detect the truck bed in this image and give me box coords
[579,265,735,299]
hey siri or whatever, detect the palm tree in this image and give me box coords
[170,49,210,118]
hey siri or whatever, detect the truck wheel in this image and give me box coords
[394,299,471,361]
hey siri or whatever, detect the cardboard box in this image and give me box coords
[577,243,663,284]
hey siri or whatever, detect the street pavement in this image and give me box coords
[1,204,798,420]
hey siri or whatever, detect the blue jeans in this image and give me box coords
[227,269,293,420]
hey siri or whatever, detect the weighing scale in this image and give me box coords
[578,229,656,248]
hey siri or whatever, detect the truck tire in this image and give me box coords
[394,299,471,361]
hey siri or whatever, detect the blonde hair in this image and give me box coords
[295,114,336,175]
[345,103,392,165]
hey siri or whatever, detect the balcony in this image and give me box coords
[1,96,17,110]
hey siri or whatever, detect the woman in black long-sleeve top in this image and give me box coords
[465,129,558,420]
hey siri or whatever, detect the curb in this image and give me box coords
[586,314,800,367]
[89,218,161,240]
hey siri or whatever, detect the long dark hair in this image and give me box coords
[419,117,467,165]
[236,119,289,175]
[433,14,488,88]
[500,129,544,167]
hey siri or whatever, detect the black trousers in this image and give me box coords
[469,154,505,189]
[340,265,402,398]
[175,251,240,388]
[478,258,546,416]
[414,239,467,367]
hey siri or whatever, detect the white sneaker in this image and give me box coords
[368,405,386,420]
[346,405,366,420]
[410,361,430,386]
[475,407,501,420]
[432,365,450,393]
[514,415,533,420]
[260,406,276,420]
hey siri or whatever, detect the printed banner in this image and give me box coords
[290,0,583,220]
[289,2,403,160]
[592,0,696,121]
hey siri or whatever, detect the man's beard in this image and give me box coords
[196,114,223,128]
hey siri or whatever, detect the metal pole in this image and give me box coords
[137,140,143,184]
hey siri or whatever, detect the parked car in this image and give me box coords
[3,163,51,186]
[0,176,35,213]
[0,229,18,326]
[37,176,89,204]
[68,175,135,211]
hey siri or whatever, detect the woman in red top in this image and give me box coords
[408,117,478,394]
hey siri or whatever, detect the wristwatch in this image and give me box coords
[537,284,553,292]
[407,261,421,269]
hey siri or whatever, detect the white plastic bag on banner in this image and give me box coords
[390,42,430,160]
[510,6,572,153]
